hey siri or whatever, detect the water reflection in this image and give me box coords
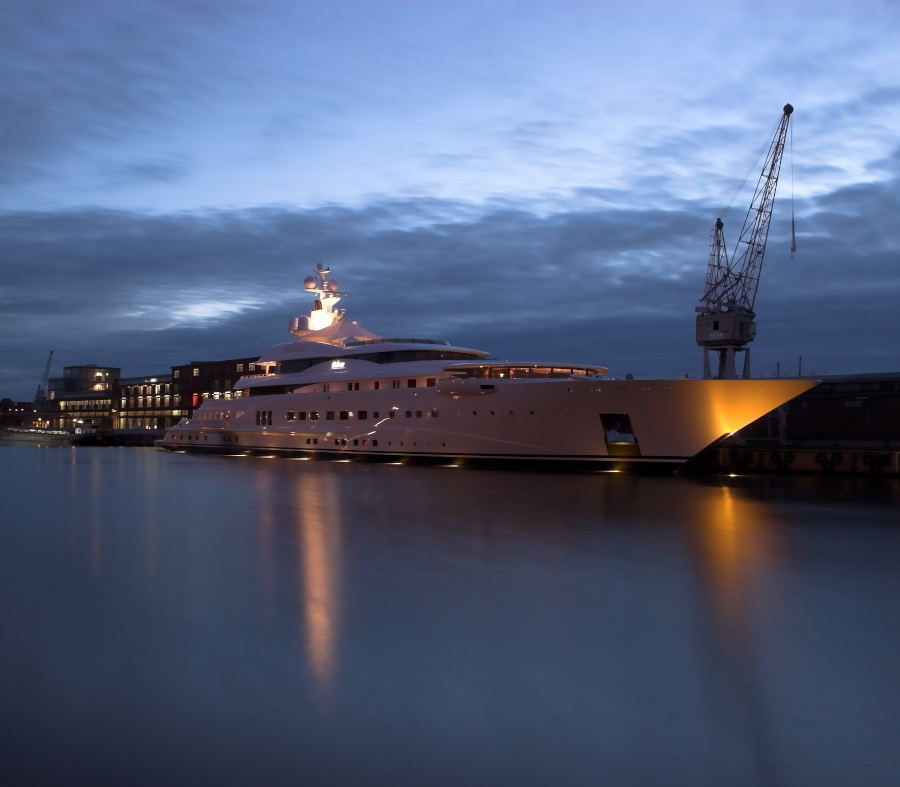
[4,445,896,786]
[292,469,342,701]
[688,482,785,785]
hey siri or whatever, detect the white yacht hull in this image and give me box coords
[158,377,814,468]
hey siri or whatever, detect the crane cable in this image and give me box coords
[790,119,796,258]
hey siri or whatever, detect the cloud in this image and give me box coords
[2,172,899,398]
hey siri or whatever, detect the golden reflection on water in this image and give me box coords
[292,471,342,699]
[691,482,782,640]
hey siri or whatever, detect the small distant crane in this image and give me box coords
[35,351,53,402]
[696,104,794,379]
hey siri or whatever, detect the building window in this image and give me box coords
[193,368,199,377]
[213,380,220,391]
[236,363,244,373]
[174,370,180,379]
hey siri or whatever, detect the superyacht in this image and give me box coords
[158,265,813,468]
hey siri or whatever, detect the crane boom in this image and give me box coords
[35,351,53,402]
[696,104,793,379]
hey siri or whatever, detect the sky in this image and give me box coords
[2,0,899,399]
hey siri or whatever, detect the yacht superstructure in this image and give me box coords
[158,265,814,468]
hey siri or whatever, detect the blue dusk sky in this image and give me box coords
[2,0,899,398]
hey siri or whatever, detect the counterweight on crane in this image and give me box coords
[696,103,793,379]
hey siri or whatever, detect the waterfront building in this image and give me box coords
[116,374,179,430]
[171,357,260,412]
[37,365,120,430]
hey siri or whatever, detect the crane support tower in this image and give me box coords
[696,103,793,379]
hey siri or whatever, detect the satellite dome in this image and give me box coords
[303,276,316,289]
[327,280,339,292]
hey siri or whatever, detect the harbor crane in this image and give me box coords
[35,351,53,402]
[696,103,794,379]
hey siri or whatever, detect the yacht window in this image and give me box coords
[374,381,380,390]
[392,381,400,389]
[340,411,349,420]
[286,411,296,421]
[405,411,412,418]
[427,378,436,387]
[372,440,378,447]
[306,438,310,445]
[353,439,359,446]
[407,379,416,388]
[373,411,379,418]
[310,411,319,420]
[326,411,335,420]
[416,411,422,418]
[323,384,329,392]
[347,383,353,391]
[354,382,360,391]
[389,411,396,418]
[362,439,368,447]
[359,411,368,420]
[298,412,307,420]
[313,301,322,311]
[431,408,439,418]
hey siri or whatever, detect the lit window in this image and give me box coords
[236,363,244,373]
[193,368,199,377]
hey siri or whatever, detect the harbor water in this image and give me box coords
[1,445,898,786]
